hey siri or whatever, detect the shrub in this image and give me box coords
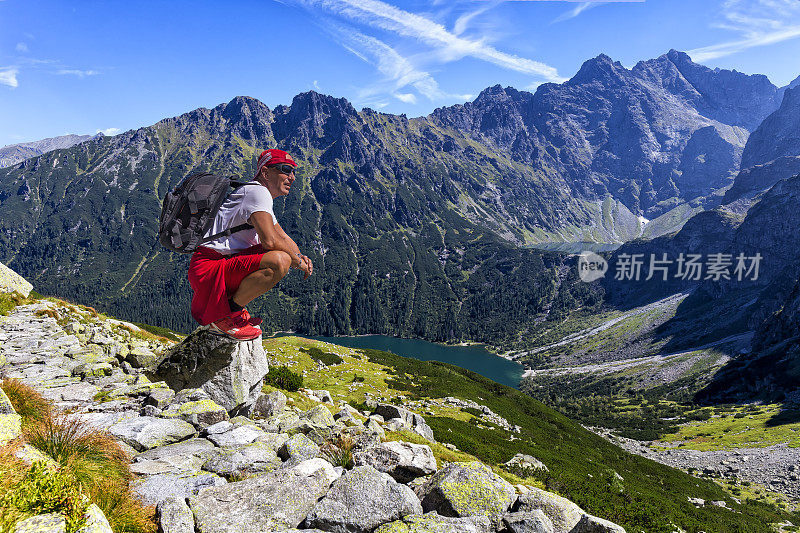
[302,347,344,366]
[264,365,303,392]
[1,378,53,429]
[0,459,89,533]
[351,374,365,383]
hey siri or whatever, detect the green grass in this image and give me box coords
[659,404,800,451]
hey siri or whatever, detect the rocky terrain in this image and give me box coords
[596,429,800,501]
[0,268,626,533]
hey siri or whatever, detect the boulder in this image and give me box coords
[375,403,434,441]
[134,471,227,506]
[202,441,281,479]
[132,438,216,475]
[503,510,555,533]
[305,465,423,533]
[189,458,338,533]
[79,504,114,533]
[157,496,195,533]
[420,461,516,523]
[354,440,437,483]
[0,261,33,297]
[150,328,269,414]
[278,433,320,466]
[0,388,22,446]
[161,389,229,429]
[206,424,265,447]
[374,512,493,533]
[252,390,286,418]
[513,487,584,533]
[504,453,549,472]
[303,404,336,427]
[12,512,65,532]
[108,416,196,452]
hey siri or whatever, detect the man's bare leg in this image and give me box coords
[230,250,292,307]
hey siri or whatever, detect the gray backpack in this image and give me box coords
[158,172,255,253]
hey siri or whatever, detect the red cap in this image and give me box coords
[256,149,297,176]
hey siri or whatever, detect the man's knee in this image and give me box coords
[263,250,291,279]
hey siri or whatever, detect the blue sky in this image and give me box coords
[1,0,799,147]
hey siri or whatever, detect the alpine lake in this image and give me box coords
[276,334,525,390]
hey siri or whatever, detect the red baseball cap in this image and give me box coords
[256,149,297,176]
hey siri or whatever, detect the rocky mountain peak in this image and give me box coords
[740,85,800,169]
[567,53,628,86]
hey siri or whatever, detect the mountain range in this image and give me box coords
[0,133,95,168]
[0,49,798,359]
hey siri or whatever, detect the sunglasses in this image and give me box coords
[271,164,296,176]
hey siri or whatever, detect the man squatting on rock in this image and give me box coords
[187,149,313,340]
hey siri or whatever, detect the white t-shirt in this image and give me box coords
[202,182,276,255]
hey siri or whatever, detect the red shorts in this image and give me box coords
[188,245,265,325]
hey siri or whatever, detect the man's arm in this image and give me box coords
[249,211,313,278]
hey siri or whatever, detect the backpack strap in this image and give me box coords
[201,223,254,243]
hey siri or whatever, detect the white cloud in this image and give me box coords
[313,79,321,90]
[15,42,28,53]
[0,68,18,88]
[335,28,471,103]
[96,128,120,136]
[297,0,565,82]
[57,69,98,77]
[689,0,800,61]
[552,1,603,23]
[394,92,417,103]
[453,1,500,35]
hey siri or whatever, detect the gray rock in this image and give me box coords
[134,471,227,506]
[161,389,230,429]
[305,465,423,533]
[513,487,584,533]
[77,504,113,533]
[127,345,159,368]
[202,441,281,479]
[0,388,22,446]
[375,512,493,533]
[255,432,290,452]
[504,453,549,472]
[150,327,269,414]
[503,510,555,533]
[146,388,175,409]
[109,416,196,452]
[189,458,338,533]
[303,404,336,427]
[157,496,195,533]
[354,440,437,482]
[206,424,265,447]
[420,461,516,523]
[278,433,320,466]
[252,390,286,418]
[375,403,434,441]
[572,514,626,533]
[12,512,65,532]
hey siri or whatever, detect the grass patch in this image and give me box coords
[2,383,156,533]
[1,378,53,429]
[321,435,356,469]
[131,322,182,342]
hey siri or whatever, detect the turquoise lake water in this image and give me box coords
[301,334,525,390]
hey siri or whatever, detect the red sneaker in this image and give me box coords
[237,308,262,327]
[208,313,262,341]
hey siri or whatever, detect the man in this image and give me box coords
[187,149,313,340]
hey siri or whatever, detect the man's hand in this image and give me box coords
[295,253,313,279]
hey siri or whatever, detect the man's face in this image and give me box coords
[261,164,296,197]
